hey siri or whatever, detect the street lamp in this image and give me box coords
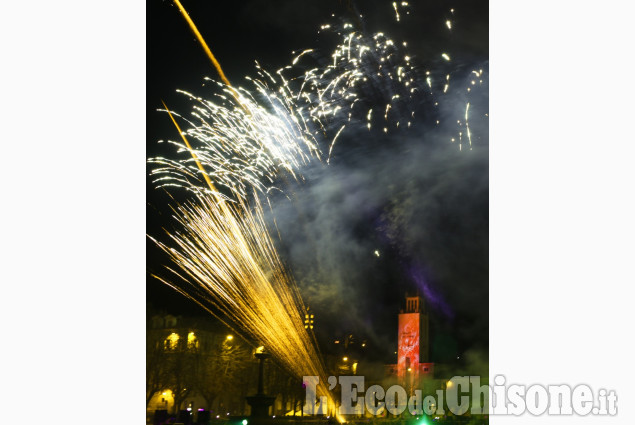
[162,391,169,412]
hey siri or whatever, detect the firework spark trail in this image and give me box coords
[275,9,487,153]
[160,100,217,193]
[286,28,421,140]
[172,0,234,92]
[149,193,338,415]
[149,77,321,199]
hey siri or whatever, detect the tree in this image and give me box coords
[164,332,199,414]
[265,362,304,416]
[195,334,254,414]
[146,331,171,407]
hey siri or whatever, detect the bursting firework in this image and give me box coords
[149,12,487,197]
[149,77,321,200]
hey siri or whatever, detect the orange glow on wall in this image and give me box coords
[397,312,419,378]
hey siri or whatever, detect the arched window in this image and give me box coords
[165,315,177,328]
[164,332,180,350]
[151,316,164,329]
[187,332,198,350]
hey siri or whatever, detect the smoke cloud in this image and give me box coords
[264,66,489,363]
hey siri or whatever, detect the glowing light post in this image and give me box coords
[246,347,276,424]
[162,391,169,412]
[223,335,234,376]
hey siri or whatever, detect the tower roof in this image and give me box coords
[404,295,421,313]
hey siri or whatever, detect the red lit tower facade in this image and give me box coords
[397,295,433,389]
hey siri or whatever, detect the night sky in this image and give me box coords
[147,0,488,368]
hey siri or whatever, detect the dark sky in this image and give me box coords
[147,0,488,366]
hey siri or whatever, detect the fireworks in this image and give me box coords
[149,19,424,195]
[149,192,337,413]
[150,104,337,411]
[150,79,333,407]
[285,27,422,159]
[150,11,487,192]
[149,2,338,412]
[149,76,320,199]
[275,16,487,158]
[148,1,487,418]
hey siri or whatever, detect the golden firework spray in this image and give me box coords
[161,100,216,193]
[172,0,232,88]
[171,0,245,106]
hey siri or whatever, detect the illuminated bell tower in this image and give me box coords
[397,294,429,382]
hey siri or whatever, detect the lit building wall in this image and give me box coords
[397,312,420,379]
[396,295,430,385]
